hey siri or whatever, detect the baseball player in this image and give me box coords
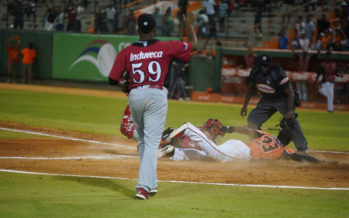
[314,51,339,112]
[159,119,323,163]
[109,12,197,200]
[240,54,308,154]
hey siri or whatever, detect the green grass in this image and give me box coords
[0,88,349,217]
[0,129,50,139]
[0,88,349,151]
[0,172,348,218]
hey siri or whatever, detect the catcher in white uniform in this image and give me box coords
[158,119,324,163]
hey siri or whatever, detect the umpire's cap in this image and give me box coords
[138,13,156,34]
[258,54,273,66]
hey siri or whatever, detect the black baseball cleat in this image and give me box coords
[162,127,174,141]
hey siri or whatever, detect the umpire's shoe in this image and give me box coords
[136,188,149,200]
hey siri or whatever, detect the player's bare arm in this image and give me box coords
[183,11,198,51]
[231,126,259,140]
[241,82,255,117]
[284,83,294,120]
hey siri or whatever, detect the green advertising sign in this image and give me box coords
[52,33,177,81]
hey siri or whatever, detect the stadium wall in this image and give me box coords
[0,29,53,79]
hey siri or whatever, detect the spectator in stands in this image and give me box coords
[281,0,294,25]
[94,6,107,34]
[105,4,116,33]
[339,2,349,37]
[333,28,346,51]
[24,0,36,19]
[204,0,216,23]
[153,8,163,35]
[278,30,289,49]
[227,0,235,17]
[20,42,37,84]
[56,6,65,31]
[177,0,189,34]
[292,31,310,51]
[294,15,305,37]
[254,0,263,38]
[320,29,335,51]
[66,3,77,32]
[162,7,174,36]
[197,9,209,38]
[6,36,20,83]
[296,50,310,101]
[12,0,25,30]
[116,6,125,33]
[44,7,57,31]
[303,0,316,12]
[76,1,85,32]
[125,8,136,35]
[317,13,331,40]
[169,60,190,101]
[218,0,228,32]
[244,46,257,68]
[314,51,339,112]
[304,13,315,45]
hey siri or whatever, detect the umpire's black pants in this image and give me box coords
[247,97,308,152]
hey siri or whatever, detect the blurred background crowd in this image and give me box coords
[2,0,349,104]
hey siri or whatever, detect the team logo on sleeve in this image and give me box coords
[183,42,188,50]
[256,83,275,93]
[279,77,289,85]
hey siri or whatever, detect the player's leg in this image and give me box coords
[170,148,208,161]
[247,99,277,129]
[217,139,251,160]
[327,82,334,112]
[129,87,168,194]
[277,99,308,152]
[142,88,168,193]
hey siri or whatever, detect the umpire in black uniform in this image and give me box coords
[240,54,308,153]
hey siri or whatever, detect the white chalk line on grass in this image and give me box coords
[1,126,348,155]
[0,127,136,150]
[0,169,348,191]
[0,155,137,160]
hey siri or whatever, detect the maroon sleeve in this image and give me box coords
[168,41,192,62]
[109,50,126,81]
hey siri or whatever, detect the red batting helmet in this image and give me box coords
[201,118,225,141]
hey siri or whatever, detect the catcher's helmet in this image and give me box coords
[201,119,225,141]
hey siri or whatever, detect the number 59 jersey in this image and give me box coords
[109,39,192,89]
[247,130,295,160]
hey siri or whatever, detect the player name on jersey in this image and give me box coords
[130,51,163,62]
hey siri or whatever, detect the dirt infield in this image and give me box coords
[1,83,349,189]
[1,122,349,188]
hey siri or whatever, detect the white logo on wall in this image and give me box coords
[69,41,131,77]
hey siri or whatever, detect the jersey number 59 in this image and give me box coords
[132,61,161,83]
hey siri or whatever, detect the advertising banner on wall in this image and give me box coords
[52,33,177,81]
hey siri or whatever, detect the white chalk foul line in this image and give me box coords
[1,126,349,155]
[0,127,135,150]
[0,155,137,160]
[0,169,348,191]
